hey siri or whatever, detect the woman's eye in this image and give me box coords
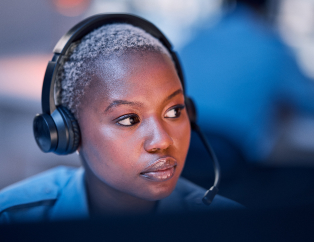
[165,105,185,118]
[116,115,140,126]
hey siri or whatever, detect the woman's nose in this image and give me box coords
[144,118,173,153]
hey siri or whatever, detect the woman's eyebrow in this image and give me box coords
[163,89,183,104]
[105,89,183,113]
[105,100,143,113]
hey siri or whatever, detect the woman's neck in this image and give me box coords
[84,168,157,217]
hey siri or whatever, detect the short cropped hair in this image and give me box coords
[55,23,172,119]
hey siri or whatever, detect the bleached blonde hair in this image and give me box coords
[55,23,172,119]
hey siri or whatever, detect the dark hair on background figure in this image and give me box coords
[224,0,268,11]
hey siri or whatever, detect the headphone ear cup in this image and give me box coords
[33,113,58,153]
[56,106,81,154]
[185,96,197,125]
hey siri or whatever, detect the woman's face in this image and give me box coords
[78,51,191,201]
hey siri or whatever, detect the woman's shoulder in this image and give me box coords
[157,177,244,214]
[0,166,82,223]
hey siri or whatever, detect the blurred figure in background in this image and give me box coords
[179,0,314,182]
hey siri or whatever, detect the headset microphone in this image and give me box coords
[193,123,221,205]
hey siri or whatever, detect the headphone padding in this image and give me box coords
[58,106,80,154]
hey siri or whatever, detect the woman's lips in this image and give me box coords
[140,157,177,182]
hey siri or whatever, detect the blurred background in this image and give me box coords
[1,0,314,209]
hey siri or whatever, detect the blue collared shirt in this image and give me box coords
[0,166,243,223]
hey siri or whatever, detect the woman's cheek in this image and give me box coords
[97,125,141,164]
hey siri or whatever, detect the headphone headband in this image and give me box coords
[53,14,172,55]
[41,13,185,115]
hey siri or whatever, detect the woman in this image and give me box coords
[0,15,242,223]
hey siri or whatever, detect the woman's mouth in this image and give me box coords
[140,157,177,182]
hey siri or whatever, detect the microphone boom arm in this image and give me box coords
[191,122,221,205]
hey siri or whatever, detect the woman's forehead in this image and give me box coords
[94,51,177,89]
[82,51,182,106]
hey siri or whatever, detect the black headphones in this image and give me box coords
[33,13,220,205]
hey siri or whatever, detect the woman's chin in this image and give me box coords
[139,178,179,201]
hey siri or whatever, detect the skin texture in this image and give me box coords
[77,51,191,216]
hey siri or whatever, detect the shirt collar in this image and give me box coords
[50,167,89,221]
